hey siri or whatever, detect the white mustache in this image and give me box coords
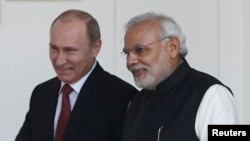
[129,65,150,72]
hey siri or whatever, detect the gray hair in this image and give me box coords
[125,12,188,57]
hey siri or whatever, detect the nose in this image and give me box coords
[126,52,138,68]
[55,52,67,66]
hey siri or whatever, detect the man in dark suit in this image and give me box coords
[15,9,138,141]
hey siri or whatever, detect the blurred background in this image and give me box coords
[0,0,249,140]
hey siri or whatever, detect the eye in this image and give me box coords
[50,45,59,53]
[134,44,147,56]
[122,48,130,56]
[65,47,77,53]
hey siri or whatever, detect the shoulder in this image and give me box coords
[92,62,136,87]
[102,71,138,94]
[89,64,138,99]
[105,72,134,87]
[190,68,221,83]
[34,77,60,90]
[94,63,138,92]
[28,77,60,105]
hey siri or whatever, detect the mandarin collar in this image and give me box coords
[154,58,191,95]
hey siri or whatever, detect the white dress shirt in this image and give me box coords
[195,84,239,141]
[53,62,96,136]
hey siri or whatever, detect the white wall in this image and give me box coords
[0,0,249,140]
[242,0,250,123]
[218,0,244,122]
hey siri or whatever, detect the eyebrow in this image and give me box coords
[49,44,77,50]
[123,43,144,49]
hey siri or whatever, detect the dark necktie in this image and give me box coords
[55,84,73,141]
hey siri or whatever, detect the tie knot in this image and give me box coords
[62,84,73,96]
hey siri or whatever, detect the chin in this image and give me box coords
[58,76,72,83]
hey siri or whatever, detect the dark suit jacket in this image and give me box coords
[15,62,138,141]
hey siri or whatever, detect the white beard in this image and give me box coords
[131,51,173,90]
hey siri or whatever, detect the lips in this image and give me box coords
[132,68,146,77]
[56,67,72,74]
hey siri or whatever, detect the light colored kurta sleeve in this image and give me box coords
[195,84,239,141]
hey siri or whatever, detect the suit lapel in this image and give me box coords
[46,79,61,141]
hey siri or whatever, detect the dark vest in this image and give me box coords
[123,59,231,141]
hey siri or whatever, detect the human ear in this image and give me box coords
[168,37,180,59]
[92,39,102,58]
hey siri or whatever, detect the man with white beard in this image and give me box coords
[121,12,239,141]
